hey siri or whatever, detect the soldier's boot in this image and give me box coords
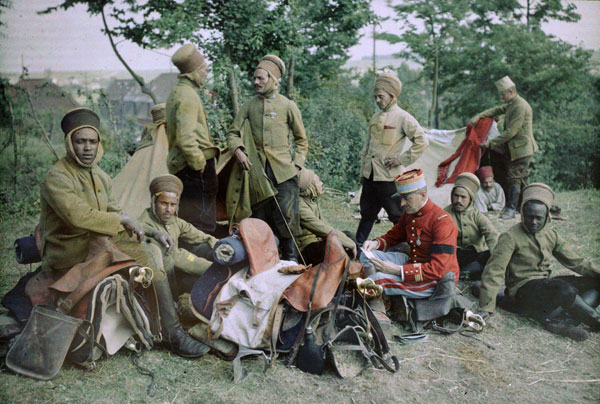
[500,184,520,220]
[545,319,589,342]
[369,296,391,331]
[389,296,408,323]
[281,238,300,263]
[154,277,210,358]
[567,295,600,331]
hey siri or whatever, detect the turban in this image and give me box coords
[151,103,166,123]
[495,76,515,93]
[298,167,317,192]
[256,54,285,80]
[172,44,205,74]
[61,108,100,137]
[475,166,494,182]
[392,169,426,198]
[522,183,554,212]
[149,174,184,197]
[453,172,480,201]
[374,73,402,97]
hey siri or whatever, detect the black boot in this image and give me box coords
[501,184,520,219]
[281,238,299,263]
[154,277,210,357]
[567,295,600,331]
[545,319,589,341]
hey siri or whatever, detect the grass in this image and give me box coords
[0,188,599,403]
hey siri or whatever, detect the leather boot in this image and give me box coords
[545,319,589,342]
[567,295,600,331]
[369,296,391,330]
[281,238,299,263]
[500,184,520,219]
[154,277,210,357]
[389,296,408,323]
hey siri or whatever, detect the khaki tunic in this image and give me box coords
[444,205,498,253]
[227,91,308,184]
[138,208,218,275]
[479,223,600,312]
[297,188,355,252]
[360,104,428,181]
[166,77,219,173]
[40,156,122,273]
[475,95,537,161]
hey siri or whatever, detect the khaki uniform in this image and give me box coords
[474,95,537,161]
[297,187,355,252]
[444,205,498,253]
[166,77,219,173]
[479,223,600,312]
[360,104,427,181]
[138,208,218,275]
[40,156,122,273]
[227,91,308,185]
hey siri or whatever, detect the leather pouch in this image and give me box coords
[6,305,83,380]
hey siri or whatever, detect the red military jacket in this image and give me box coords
[375,199,459,284]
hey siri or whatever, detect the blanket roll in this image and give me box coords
[14,235,41,264]
[212,234,248,266]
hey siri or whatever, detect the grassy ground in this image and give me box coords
[0,189,599,403]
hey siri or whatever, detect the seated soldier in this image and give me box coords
[139,174,218,296]
[296,167,357,266]
[474,166,506,214]
[478,183,600,341]
[41,108,209,357]
[360,169,459,326]
[444,172,498,280]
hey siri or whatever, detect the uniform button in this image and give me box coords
[412,220,415,223]
[412,234,415,236]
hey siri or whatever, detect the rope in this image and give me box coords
[132,350,156,397]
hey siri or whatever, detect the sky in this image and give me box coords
[0,0,599,73]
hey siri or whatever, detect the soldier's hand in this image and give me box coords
[469,116,480,127]
[384,157,401,169]
[234,148,252,171]
[154,231,174,255]
[371,258,402,276]
[120,214,144,243]
[362,239,379,251]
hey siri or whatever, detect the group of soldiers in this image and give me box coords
[33,40,600,371]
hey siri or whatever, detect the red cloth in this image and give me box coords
[375,199,459,286]
[435,117,493,187]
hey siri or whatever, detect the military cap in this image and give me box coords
[522,183,554,211]
[149,174,184,197]
[495,76,515,92]
[172,44,205,74]
[392,169,426,198]
[256,54,285,80]
[61,108,100,137]
[453,172,480,200]
[151,103,166,123]
[375,73,402,97]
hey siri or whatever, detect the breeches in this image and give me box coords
[515,275,600,321]
[175,159,218,234]
[506,156,532,188]
[456,248,490,269]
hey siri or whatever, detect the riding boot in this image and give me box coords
[500,184,520,219]
[355,218,375,248]
[580,289,600,309]
[154,276,210,357]
[567,295,600,331]
[281,238,299,263]
[389,296,408,323]
[369,296,391,330]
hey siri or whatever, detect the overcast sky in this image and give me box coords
[0,0,598,73]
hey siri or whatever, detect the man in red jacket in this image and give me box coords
[361,169,459,325]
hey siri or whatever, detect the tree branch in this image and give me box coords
[23,88,61,161]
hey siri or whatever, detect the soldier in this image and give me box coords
[166,44,220,233]
[355,72,428,247]
[444,172,498,280]
[360,169,459,327]
[470,76,537,219]
[478,183,600,341]
[227,54,308,262]
[139,174,218,296]
[40,108,210,358]
[474,165,505,214]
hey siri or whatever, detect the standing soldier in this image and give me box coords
[166,44,220,233]
[470,76,537,220]
[355,72,428,248]
[227,54,308,262]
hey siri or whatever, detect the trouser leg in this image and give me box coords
[502,156,531,217]
[175,159,218,233]
[355,177,383,246]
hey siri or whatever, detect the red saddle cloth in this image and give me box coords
[435,117,493,187]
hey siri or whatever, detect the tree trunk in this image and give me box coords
[428,41,440,129]
[288,53,295,100]
[101,7,157,104]
[526,0,531,29]
[228,65,239,115]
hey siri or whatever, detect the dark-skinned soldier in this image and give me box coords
[478,183,600,341]
[166,44,220,233]
[227,54,308,262]
[470,76,537,220]
[41,108,210,357]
